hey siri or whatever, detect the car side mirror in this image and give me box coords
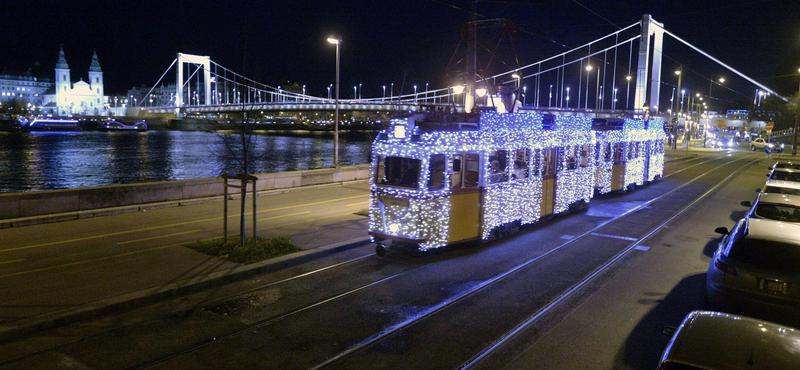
[741,201,752,207]
[714,227,729,235]
[662,326,677,337]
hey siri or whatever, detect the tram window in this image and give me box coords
[565,146,578,170]
[512,149,530,180]
[531,149,541,177]
[375,156,421,188]
[613,143,624,164]
[464,154,480,187]
[627,142,638,160]
[450,155,463,189]
[489,150,509,183]
[580,144,590,167]
[604,143,612,162]
[543,149,557,176]
[428,154,446,190]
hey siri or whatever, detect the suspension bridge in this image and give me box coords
[131,14,786,133]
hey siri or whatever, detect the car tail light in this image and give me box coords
[715,259,738,275]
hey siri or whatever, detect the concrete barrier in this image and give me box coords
[0,165,372,221]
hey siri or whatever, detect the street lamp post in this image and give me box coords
[523,86,527,106]
[390,82,394,102]
[585,65,592,110]
[414,85,417,103]
[382,85,386,102]
[548,84,552,108]
[425,83,429,103]
[353,86,357,100]
[327,36,341,168]
[566,87,570,108]
[625,75,632,110]
[708,75,724,112]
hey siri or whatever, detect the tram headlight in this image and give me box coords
[388,223,401,233]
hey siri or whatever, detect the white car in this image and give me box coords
[658,311,800,370]
[761,180,800,196]
[706,218,800,323]
[750,137,768,151]
[771,160,800,171]
[742,193,800,223]
[767,168,800,183]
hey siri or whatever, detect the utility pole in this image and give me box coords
[465,0,477,113]
[794,68,800,155]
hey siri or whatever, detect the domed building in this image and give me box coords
[42,47,108,115]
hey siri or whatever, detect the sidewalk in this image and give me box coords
[0,181,372,341]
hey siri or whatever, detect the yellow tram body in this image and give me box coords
[369,112,600,251]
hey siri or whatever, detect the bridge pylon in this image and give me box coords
[176,53,212,115]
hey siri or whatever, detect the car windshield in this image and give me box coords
[728,239,800,272]
[754,203,800,223]
[770,171,800,182]
[764,186,800,196]
[776,163,800,170]
[374,156,421,189]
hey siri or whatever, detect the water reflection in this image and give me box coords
[0,131,372,192]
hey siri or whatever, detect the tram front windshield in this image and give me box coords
[375,156,421,188]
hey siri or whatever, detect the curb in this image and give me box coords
[0,236,372,343]
[0,179,369,229]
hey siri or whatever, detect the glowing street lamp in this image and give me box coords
[566,87,571,108]
[414,85,418,103]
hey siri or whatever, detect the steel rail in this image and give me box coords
[459,155,762,369]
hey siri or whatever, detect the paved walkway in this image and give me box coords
[0,149,694,340]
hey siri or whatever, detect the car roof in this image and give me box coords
[745,218,800,244]
[773,168,799,174]
[667,311,800,370]
[773,160,800,167]
[765,180,800,190]
[757,193,800,207]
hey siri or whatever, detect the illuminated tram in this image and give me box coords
[368,112,665,255]
[593,118,666,193]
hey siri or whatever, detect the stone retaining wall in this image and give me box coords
[0,165,371,220]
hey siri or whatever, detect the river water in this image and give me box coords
[0,131,373,193]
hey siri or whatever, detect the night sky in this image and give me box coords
[2,0,799,106]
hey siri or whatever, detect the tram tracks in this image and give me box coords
[303,153,757,370]
[0,153,738,369]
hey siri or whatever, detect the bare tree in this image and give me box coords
[212,98,270,246]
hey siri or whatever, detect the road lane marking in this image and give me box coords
[590,232,639,241]
[117,229,202,246]
[346,201,370,207]
[256,195,368,214]
[0,259,24,265]
[560,235,575,240]
[1,195,367,253]
[0,243,183,280]
[257,210,311,222]
[268,212,360,229]
[634,245,651,251]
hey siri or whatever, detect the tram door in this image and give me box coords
[611,143,626,190]
[447,153,481,242]
[540,148,557,216]
[643,141,651,182]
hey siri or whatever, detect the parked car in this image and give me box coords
[658,311,800,370]
[771,160,800,171]
[707,218,800,323]
[761,180,800,196]
[742,193,800,223]
[767,168,800,182]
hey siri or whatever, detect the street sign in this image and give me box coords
[765,123,774,131]
[717,120,726,129]
[765,145,773,155]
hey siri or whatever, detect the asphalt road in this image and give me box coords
[0,147,791,370]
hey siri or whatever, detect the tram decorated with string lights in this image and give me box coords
[368,111,665,255]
